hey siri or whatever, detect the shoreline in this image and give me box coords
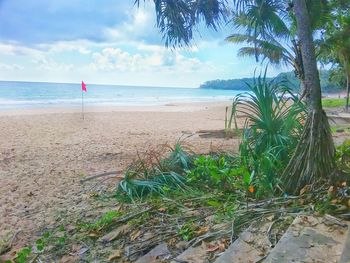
[0,100,231,116]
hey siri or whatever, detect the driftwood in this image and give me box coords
[80,171,123,183]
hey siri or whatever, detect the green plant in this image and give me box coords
[335,139,350,174]
[160,143,193,172]
[322,98,346,108]
[81,210,122,231]
[14,247,31,263]
[187,155,246,192]
[117,142,192,200]
[238,73,305,160]
[178,221,196,241]
[237,72,305,196]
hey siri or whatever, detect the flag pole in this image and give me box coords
[82,87,84,120]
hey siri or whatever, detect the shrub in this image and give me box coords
[117,143,192,200]
[187,154,247,192]
[237,72,305,196]
[335,139,350,175]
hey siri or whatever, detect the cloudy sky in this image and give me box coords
[0,0,290,88]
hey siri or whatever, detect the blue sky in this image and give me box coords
[0,0,290,87]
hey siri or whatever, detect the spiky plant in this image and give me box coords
[237,70,305,196]
[237,71,305,162]
[117,142,193,200]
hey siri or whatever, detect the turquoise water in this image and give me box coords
[0,81,245,109]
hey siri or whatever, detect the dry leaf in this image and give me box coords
[217,240,226,252]
[196,226,209,235]
[328,186,335,195]
[59,255,78,263]
[331,199,338,204]
[87,232,99,238]
[108,250,122,261]
[130,230,141,241]
[206,244,219,252]
[266,215,274,221]
[158,207,167,212]
[300,185,311,195]
[99,225,129,243]
[70,244,82,253]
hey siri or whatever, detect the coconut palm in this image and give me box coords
[134,0,336,194]
[226,0,330,100]
[226,34,305,96]
[225,0,305,94]
[282,0,335,193]
[134,0,228,47]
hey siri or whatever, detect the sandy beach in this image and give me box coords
[0,101,242,247]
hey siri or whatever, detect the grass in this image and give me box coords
[322,98,346,108]
[330,125,350,134]
[116,142,192,200]
[80,210,122,231]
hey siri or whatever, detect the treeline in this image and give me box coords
[200,70,341,92]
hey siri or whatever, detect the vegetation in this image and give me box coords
[237,73,305,195]
[226,0,308,95]
[200,70,342,92]
[319,0,350,111]
[117,143,192,200]
[322,98,346,108]
[132,0,341,193]
[279,0,335,194]
[224,1,331,100]
[336,139,350,174]
[115,73,305,201]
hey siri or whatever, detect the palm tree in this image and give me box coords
[226,34,305,97]
[320,8,350,111]
[282,0,335,193]
[134,0,228,47]
[225,0,330,100]
[135,0,335,194]
[225,0,305,94]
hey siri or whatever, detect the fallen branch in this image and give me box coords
[112,207,153,225]
[80,171,123,183]
[0,229,22,255]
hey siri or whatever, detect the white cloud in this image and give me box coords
[37,40,92,54]
[0,63,23,70]
[103,4,158,43]
[89,46,213,75]
[0,42,45,61]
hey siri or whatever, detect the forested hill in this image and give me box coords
[199,70,340,92]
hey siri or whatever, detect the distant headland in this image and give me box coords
[199,70,341,92]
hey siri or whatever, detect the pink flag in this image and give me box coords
[81,81,87,92]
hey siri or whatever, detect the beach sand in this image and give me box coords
[0,101,242,247]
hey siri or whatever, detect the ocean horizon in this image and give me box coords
[0,80,246,110]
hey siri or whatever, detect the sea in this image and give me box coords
[0,81,246,110]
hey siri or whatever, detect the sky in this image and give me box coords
[0,0,291,88]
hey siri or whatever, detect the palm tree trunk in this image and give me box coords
[282,0,335,194]
[346,73,350,112]
[299,78,308,101]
